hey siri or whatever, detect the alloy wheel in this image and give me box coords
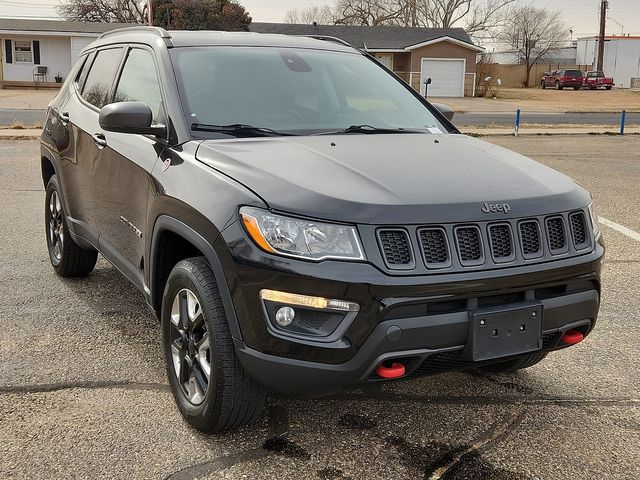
[48,191,64,262]
[169,288,211,405]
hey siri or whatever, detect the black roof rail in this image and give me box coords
[99,26,171,39]
[298,35,355,49]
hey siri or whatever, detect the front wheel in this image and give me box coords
[541,81,546,89]
[162,257,266,432]
[45,175,98,277]
[555,81,562,90]
[605,86,612,90]
[475,351,548,373]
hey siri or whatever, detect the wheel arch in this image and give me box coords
[149,215,242,340]
[41,155,56,188]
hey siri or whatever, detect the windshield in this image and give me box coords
[169,46,447,137]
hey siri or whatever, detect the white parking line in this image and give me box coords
[599,217,640,242]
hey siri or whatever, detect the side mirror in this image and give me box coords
[99,101,165,136]
[431,102,455,122]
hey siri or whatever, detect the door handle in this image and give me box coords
[92,133,107,148]
[58,111,70,124]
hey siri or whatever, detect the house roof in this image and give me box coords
[250,23,480,51]
[0,18,132,35]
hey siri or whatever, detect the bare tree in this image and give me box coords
[57,0,147,23]
[498,5,568,87]
[285,5,336,24]
[334,0,405,26]
[327,0,515,38]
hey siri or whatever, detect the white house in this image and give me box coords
[0,18,129,86]
[576,36,640,88]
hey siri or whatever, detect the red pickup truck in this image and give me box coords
[541,69,584,90]
[583,71,614,90]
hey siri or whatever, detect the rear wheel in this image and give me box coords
[605,86,612,90]
[162,257,266,432]
[476,351,548,373]
[555,81,562,90]
[45,176,98,277]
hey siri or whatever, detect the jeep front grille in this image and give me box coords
[455,226,483,265]
[569,211,589,249]
[377,229,413,268]
[488,224,513,261]
[519,220,542,258]
[418,228,450,268]
[371,208,593,273]
[546,217,567,254]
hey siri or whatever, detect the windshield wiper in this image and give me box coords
[191,123,293,137]
[315,125,427,136]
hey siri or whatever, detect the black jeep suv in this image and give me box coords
[41,27,604,432]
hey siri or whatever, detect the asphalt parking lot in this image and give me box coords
[1,136,639,480]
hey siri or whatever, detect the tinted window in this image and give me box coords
[565,70,583,77]
[75,53,92,90]
[114,48,164,124]
[170,47,445,136]
[82,48,123,109]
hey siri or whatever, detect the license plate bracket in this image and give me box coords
[466,304,543,362]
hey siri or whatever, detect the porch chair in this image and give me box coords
[33,66,48,84]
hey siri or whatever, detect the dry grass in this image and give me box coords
[493,87,640,112]
[0,121,42,130]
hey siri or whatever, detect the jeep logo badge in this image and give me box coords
[481,202,511,214]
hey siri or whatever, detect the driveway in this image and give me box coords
[0,137,639,479]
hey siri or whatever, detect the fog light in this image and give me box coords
[275,306,295,326]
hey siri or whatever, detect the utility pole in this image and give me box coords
[597,0,608,71]
[147,0,153,26]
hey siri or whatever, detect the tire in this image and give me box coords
[573,86,580,90]
[589,85,596,90]
[161,257,266,432]
[541,81,546,89]
[555,81,562,90]
[476,352,548,374]
[45,175,98,277]
[605,86,612,90]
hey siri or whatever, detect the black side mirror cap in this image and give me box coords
[99,101,165,136]
[431,102,455,122]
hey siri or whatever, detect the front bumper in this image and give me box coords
[218,223,603,396]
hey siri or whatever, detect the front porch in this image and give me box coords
[1,80,61,89]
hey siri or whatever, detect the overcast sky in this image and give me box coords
[1,0,639,37]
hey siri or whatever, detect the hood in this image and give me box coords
[195,134,590,225]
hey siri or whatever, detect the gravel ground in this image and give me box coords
[0,137,639,480]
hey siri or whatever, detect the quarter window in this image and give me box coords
[81,48,123,109]
[114,48,164,124]
[13,40,32,63]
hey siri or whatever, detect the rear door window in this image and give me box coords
[81,47,124,109]
[113,48,164,124]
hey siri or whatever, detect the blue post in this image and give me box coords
[620,110,626,135]
[514,109,521,136]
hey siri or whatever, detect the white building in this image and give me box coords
[0,19,129,86]
[576,36,640,88]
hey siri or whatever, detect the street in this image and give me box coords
[0,136,639,480]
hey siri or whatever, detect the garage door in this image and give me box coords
[420,58,465,97]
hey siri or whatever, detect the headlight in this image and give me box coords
[588,202,601,239]
[240,206,365,261]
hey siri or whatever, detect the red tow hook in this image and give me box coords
[376,361,406,379]
[561,329,584,345]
